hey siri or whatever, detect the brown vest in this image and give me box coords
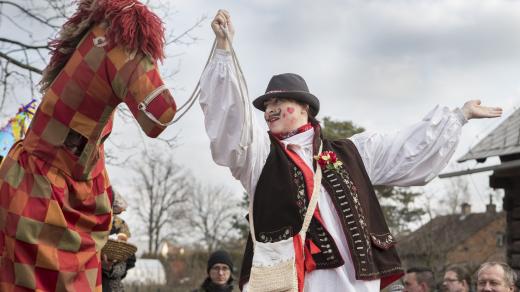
[239,129,403,289]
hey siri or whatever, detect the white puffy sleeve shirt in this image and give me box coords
[199,50,467,194]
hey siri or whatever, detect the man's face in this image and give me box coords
[209,263,231,286]
[403,273,427,292]
[443,271,468,292]
[264,98,308,134]
[477,265,514,292]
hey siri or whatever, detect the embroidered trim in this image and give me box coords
[292,166,307,220]
[258,226,293,243]
[322,166,372,274]
[358,266,404,278]
[338,166,373,270]
[370,233,396,250]
[307,220,344,268]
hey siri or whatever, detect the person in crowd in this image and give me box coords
[389,282,405,292]
[102,192,136,292]
[0,0,176,290]
[443,265,471,292]
[200,9,502,292]
[403,267,436,292]
[476,262,517,292]
[194,250,235,292]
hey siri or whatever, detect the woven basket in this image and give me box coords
[101,239,137,262]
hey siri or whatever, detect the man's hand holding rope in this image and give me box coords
[212,9,235,51]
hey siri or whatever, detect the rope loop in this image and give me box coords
[139,24,252,148]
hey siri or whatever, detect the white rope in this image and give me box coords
[138,24,252,141]
[137,39,215,127]
[220,25,253,149]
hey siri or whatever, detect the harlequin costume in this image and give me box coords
[0,0,176,291]
[199,50,468,292]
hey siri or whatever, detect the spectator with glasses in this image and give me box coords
[194,250,235,292]
[443,265,471,292]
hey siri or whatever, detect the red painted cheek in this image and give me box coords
[287,107,295,114]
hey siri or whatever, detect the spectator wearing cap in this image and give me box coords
[403,267,435,292]
[194,250,235,292]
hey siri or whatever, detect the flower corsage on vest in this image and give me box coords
[314,151,343,171]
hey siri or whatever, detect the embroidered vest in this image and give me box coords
[239,131,403,289]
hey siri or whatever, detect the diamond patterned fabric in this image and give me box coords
[0,24,176,291]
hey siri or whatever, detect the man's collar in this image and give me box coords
[272,123,313,140]
[280,127,314,150]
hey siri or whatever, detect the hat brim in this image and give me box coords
[253,91,320,116]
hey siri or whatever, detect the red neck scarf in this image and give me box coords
[272,123,313,140]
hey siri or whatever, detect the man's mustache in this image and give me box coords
[266,108,282,121]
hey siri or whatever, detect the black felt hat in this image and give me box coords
[253,73,320,116]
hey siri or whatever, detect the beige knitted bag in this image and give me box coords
[247,148,323,292]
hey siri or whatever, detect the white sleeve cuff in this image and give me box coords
[453,107,468,125]
[214,48,232,59]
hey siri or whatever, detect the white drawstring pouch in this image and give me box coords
[248,237,299,291]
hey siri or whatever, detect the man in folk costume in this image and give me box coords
[200,10,503,292]
[0,0,177,291]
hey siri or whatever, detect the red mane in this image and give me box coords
[41,0,165,91]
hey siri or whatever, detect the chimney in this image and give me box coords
[461,202,471,216]
[486,195,496,214]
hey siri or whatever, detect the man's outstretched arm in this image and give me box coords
[349,100,502,186]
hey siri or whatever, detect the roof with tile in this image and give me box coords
[458,108,520,162]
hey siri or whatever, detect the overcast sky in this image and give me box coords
[2,0,520,235]
[113,0,520,214]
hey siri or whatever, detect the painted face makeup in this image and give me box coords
[264,98,309,134]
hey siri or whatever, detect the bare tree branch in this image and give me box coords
[133,149,192,255]
[166,16,207,46]
[0,37,49,50]
[0,51,42,74]
[45,0,70,19]
[0,0,60,29]
[187,183,240,252]
[1,59,8,108]
[22,48,35,98]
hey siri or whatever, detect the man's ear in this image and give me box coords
[302,104,310,114]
